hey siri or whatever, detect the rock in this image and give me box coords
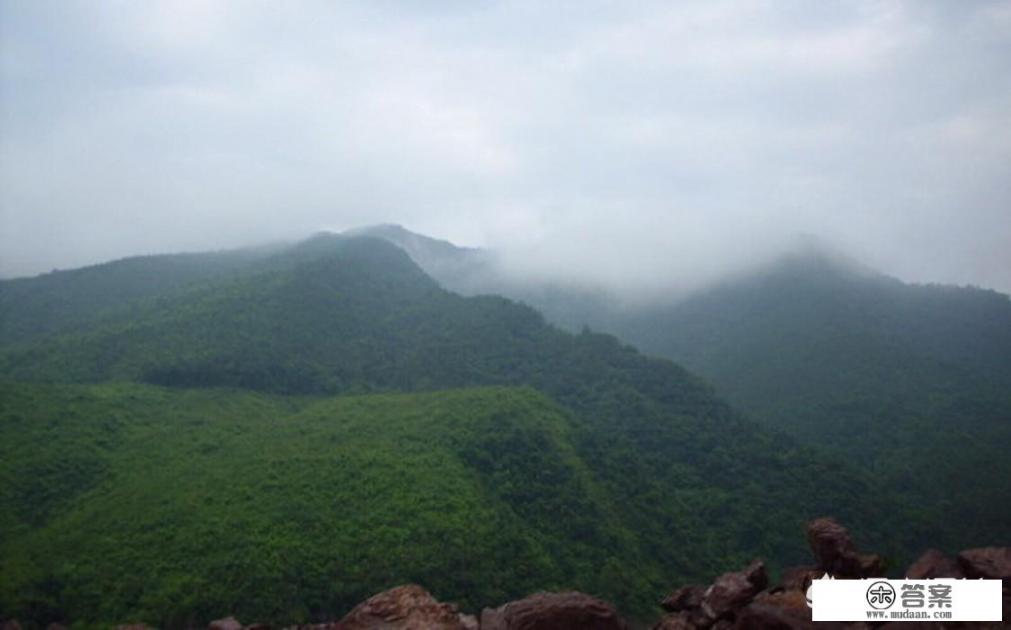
[653,612,696,630]
[480,591,627,630]
[905,549,964,579]
[853,553,886,578]
[805,519,883,578]
[209,618,243,630]
[779,567,823,592]
[957,547,1011,579]
[0,621,22,630]
[807,518,855,572]
[702,562,766,621]
[340,584,465,630]
[661,585,705,612]
[458,614,479,630]
[742,560,769,591]
[114,625,157,630]
[733,603,811,630]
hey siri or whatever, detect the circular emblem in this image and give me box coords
[865,581,895,610]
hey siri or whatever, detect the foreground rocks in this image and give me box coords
[339,584,472,630]
[652,517,1009,630]
[480,591,627,630]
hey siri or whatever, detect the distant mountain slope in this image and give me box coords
[343,226,1011,549]
[0,243,284,345]
[606,251,1011,547]
[0,233,915,624]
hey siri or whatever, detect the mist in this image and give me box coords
[2,1,1010,294]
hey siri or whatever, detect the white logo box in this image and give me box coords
[810,577,1002,622]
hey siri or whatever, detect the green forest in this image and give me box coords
[0,233,1003,627]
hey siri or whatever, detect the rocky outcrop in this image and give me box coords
[650,519,1008,630]
[806,518,885,578]
[905,549,964,579]
[480,591,627,630]
[209,618,243,630]
[958,547,1011,579]
[339,584,469,629]
[661,585,705,612]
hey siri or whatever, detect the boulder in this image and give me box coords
[480,591,627,630]
[652,612,696,630]
[340,584,466,630]
[742,560,769,591]
[957,547,1011,579]
[0,621,22,630]
[209,618,242,630]
[805,519,884,578]
[661,585,705,612]
[702,561,767,621]
[806,518,855,571]
[779,567,823,592]
[905,549,964,579]
[733,603,811,630]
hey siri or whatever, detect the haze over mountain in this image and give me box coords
[3,2,1011,295]
[354,224,1011,546]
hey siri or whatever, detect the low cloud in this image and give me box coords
[2,1,1009,293]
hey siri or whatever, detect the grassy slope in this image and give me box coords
[0,382,654,627]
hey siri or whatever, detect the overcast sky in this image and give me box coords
[2,1,1010,293]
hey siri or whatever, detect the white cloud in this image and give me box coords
[1,0,1009,293]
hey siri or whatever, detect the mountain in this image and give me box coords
[347,226,1011,549]
[0,382,642,626]
[1,233,913,626]
[607,248,1011,548]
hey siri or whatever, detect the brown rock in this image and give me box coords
[743,560,769,591]
[340,584,465,630]
[653,612,696,630]
[854,553,886,578]
[957,547,1011,579]
[480,591,627,630]
[1,622,22,630]
[806,519,884,578]
[114,625,157,630]
[661,585,705,612]
[733,604,811,630]
[779,567,823,593]
[209,618,242,630]
[702,563,766,621]
[905,549,964,579]
[458,614,479,630]
[807,518,855,572]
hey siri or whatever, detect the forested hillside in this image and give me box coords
[355,227,1011,551]
[0,234,915,626]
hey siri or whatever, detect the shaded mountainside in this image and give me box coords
[347,227,1011,552]
[1,234,918,626]
[607,251,1011,549]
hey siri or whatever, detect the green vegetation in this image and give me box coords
[0,235,941,627]
[604,251,1011,551]
[0,383,647,627]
